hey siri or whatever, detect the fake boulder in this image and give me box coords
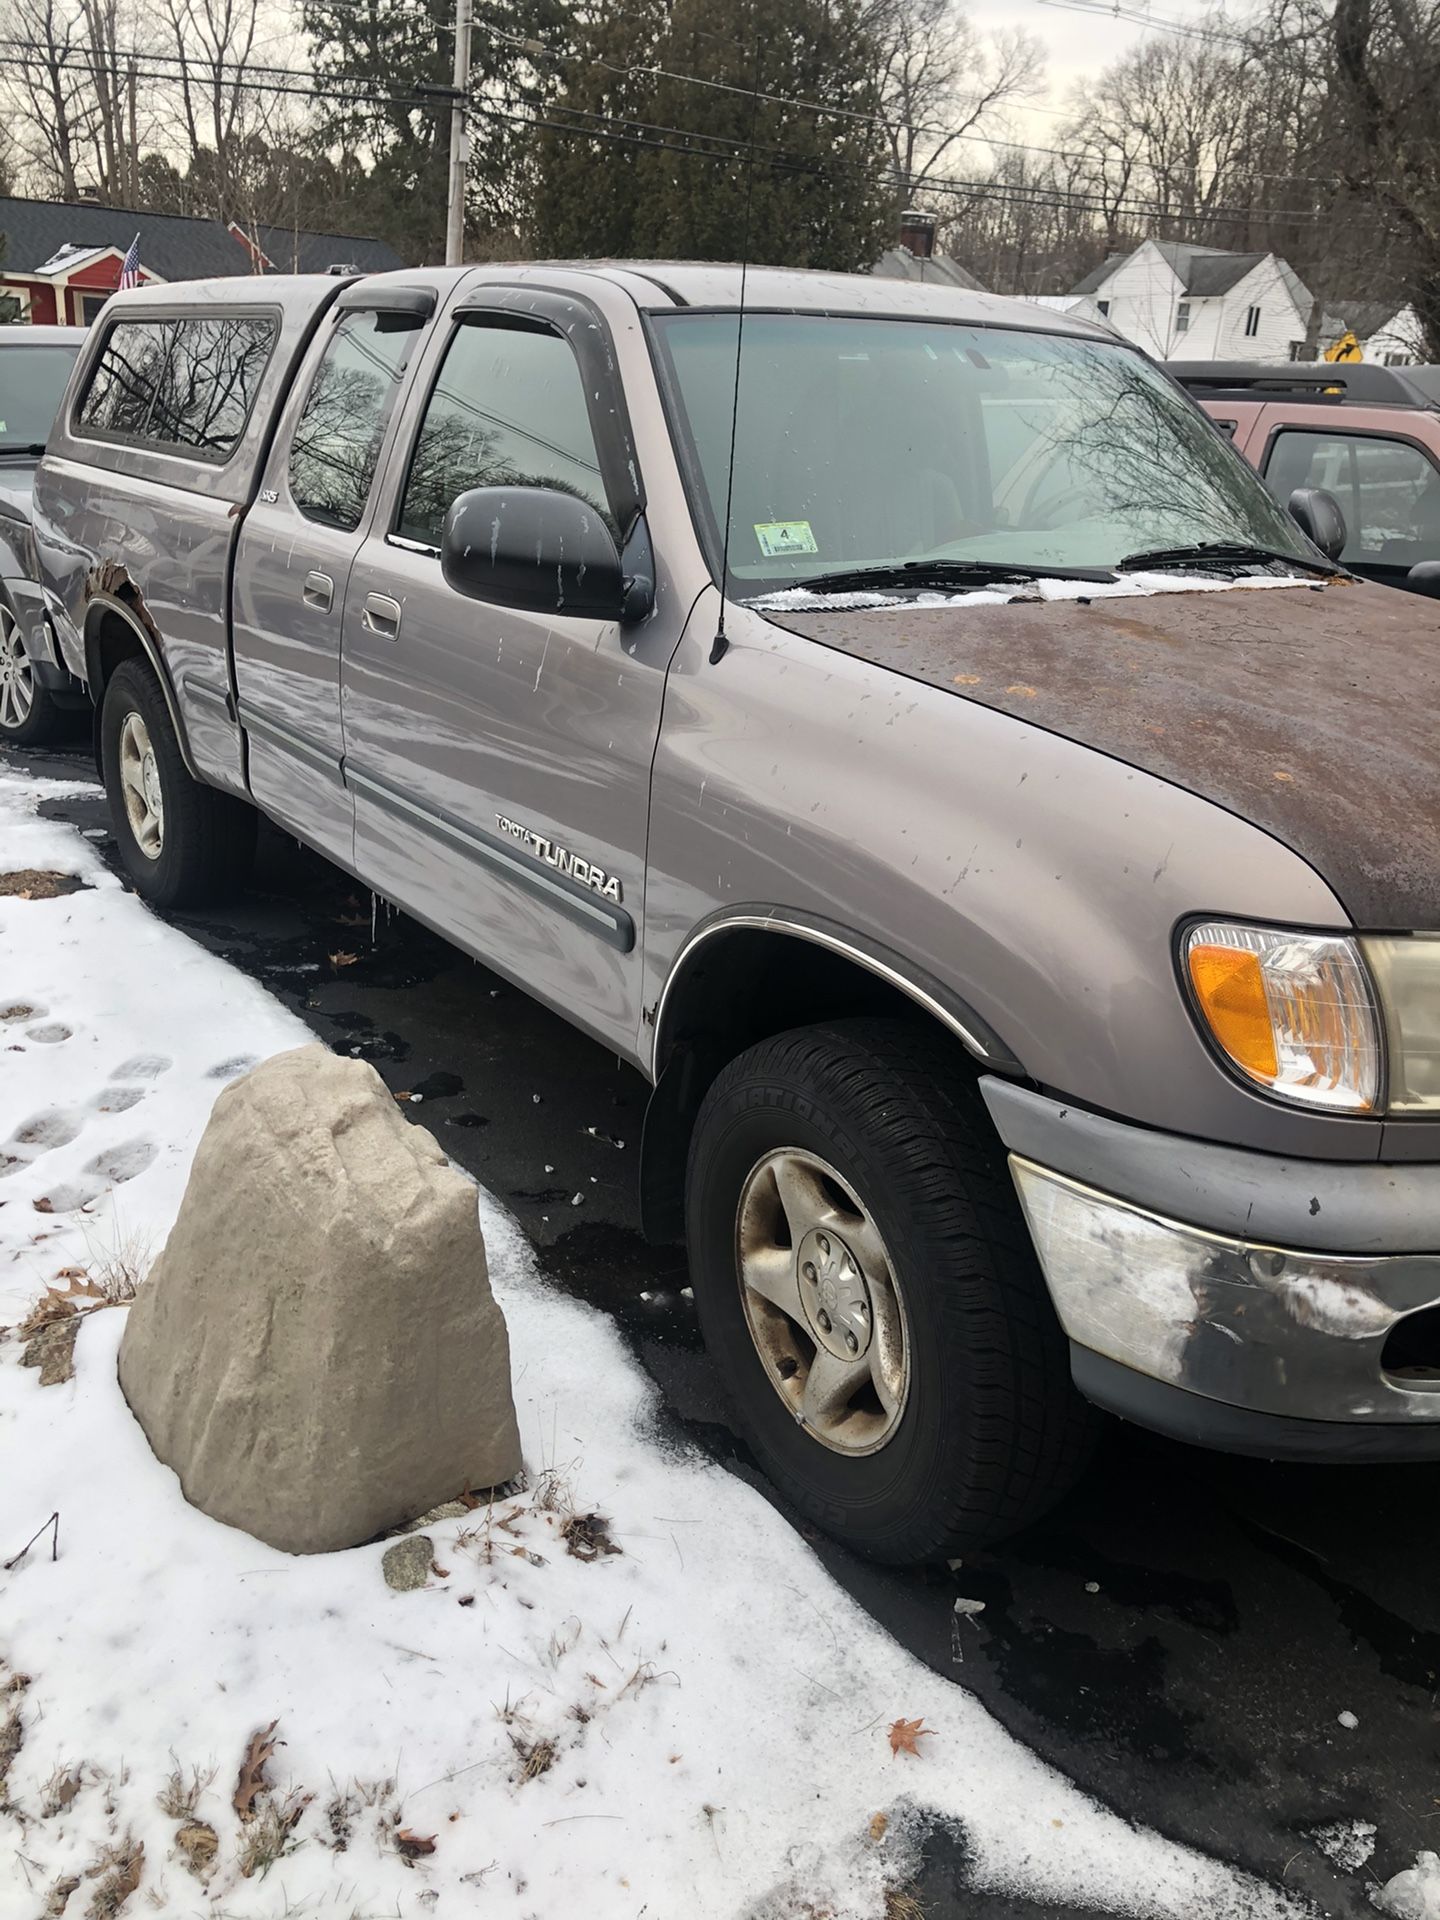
[118,1045,522,1553]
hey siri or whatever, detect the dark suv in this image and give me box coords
[1174,361,1440,595]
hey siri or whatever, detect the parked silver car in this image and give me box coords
[0,324,87,743]
[31,265,1440,1562]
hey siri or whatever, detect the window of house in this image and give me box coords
[397,320,609,552]
[1175,301,1191,334]
[1265,429,1440,565]
[288,310,421,531]
[1384,352,1409,367]
[1244,305,1261,337]
[1096,299,1111,317]
[77,314,275,461]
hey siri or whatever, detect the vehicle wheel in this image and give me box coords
[0,601,65,746]
[100,657,255,907]
[686,1018,1097,1563]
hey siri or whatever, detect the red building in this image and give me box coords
[0,197,402,326]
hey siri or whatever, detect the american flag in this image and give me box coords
[118,234,141,290]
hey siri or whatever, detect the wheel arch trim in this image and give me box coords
[84,592,199,781]
[649,907,1025,1080]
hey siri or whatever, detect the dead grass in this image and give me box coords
[508,1733,558,1782]
[236,1792,308,1879]
[883,1890,926,1920]
[561,1511,621,1560]
[1,1671,29,1804]
[41,1764,85,1816]
[0,870,89,900]
[43,1876,81,1917]
[173,1820,219,1882]
[157,1760,214,1820]
[83,1836,143,1919]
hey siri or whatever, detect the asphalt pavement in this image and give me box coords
[9,738,1437,1920]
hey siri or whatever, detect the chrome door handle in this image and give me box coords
[302,570,334,611]
[362,592,403,639]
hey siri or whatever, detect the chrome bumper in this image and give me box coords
[1012,1156,1440,1425]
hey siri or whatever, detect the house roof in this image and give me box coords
[1073,240,1312,310]
[1327,297,1408,342]
[872,246,986,292]
[0,196,402,282]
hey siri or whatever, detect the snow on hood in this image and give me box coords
[744,571,1319,613]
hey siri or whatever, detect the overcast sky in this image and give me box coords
[969,0,1221,128]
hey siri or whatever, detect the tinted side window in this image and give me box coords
[289,311,419,531]
[1266,429,1440,565]
[77,314,274,460]
[397,322,608,550]
[78,320,173,439]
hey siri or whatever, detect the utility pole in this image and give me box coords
[445,0,473,266]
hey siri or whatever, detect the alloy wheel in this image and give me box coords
[735,1147,910,1455]
[118,710,165,859]
[0,608,34,732]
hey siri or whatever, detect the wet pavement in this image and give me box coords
[10,739,1438,1919]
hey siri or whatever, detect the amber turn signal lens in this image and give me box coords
[1187,943,1279,1081]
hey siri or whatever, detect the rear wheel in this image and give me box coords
[685,1018,1096,1563]
[0,602,66,747]
[100,657,255,907]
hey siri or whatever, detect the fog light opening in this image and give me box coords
[1381,1305,1440,1384]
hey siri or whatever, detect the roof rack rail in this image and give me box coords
[1169,360,1440,410]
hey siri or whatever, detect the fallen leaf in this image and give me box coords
[396,1828,436,1858]
[393,1091,413,1104]
[869,1811,889,1842]
[32,1198,54,1215]
[328,950,358,968]
[888,1717,933,1759]
[234,1720,279,1822]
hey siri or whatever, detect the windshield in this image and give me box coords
[0,343,80,454]
[651,313,1316,594]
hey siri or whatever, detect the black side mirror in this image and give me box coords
[442,486,625,622]
[1407,561,1440,598]
[1287,486,1347,562]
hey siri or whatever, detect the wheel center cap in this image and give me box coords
[797,1225,872,1361]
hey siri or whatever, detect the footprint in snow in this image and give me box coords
[90,1085,146,1114]
[26,1023,73,1044]
[84,1140,157,1185]
[111,1053,171,1081]
[207,1055,258,1080]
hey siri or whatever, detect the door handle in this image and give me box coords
[302,570,334,612]
[362,592,403,640]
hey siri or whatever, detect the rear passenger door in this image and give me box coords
[339,289,673,1055]
[231,288,432,859]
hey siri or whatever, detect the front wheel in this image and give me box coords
[100,657,255,907]
[685,1018,1096,1563]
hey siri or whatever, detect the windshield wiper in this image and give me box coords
[1119,541,1339,578]
[786,559,1120,595]
[0,442,48,457]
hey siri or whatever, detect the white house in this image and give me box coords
[1322,298,1425,365]
[1070,240,1314,363]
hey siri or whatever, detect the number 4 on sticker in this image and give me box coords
[754,521,818,558]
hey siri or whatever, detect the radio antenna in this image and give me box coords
[709,31,762,666]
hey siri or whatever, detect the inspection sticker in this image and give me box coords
[754,520,818,558]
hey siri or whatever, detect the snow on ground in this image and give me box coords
[0,763,1308,1920]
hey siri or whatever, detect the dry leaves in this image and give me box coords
[396,1828,437,1858]
[233,1720,279,1822]
[887,1717,933,1759]
[328,950,358,969]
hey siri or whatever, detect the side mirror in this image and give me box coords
[1407,561,1440,598]
[441,486,625,622]
[1287,486,1347,562]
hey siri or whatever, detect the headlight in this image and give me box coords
[1183,921,1381,1112]
[1360,935,1440,1112]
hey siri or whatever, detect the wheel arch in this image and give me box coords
[84,591,199,780]
[640,909,1025,1244]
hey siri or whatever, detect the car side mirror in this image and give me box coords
[441,486,625,622]
[1407,561,1440,598]
[1287,486,1347,562]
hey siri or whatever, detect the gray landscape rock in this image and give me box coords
[382,1535,435,1591]
[118,1046,522,1553]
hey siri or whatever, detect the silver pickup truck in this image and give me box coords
[32,263,1440,1563]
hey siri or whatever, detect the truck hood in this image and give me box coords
[763,577,1440,930]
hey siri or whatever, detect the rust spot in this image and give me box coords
[1006,684,1038,698]
[1273,769,1295,782]
[953,673,982,686]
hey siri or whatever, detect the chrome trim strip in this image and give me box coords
[180,673,231,716]
[652,912,995,1075]
[345,764,636,955]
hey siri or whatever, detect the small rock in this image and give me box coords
[953,1597,985,1618]
[570,1193,585,1207]
[383,1535,436,1592]
[1085,1581,1100,1594]
[408,1500,470,1528]
[1337,1709,1359,1730]
[21,1317,78,1387]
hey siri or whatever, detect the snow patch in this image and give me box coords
[1309,1819,1377,1872]
[746,571,1319,613]
[1375,1853,1440,1919]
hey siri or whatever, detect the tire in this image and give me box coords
[100,657,255,907]
[0,600,67,747]
[685,1018,1097,1564]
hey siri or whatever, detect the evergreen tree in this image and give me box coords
[531,0,891,271]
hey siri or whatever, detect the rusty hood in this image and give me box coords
[763,578,1440,930]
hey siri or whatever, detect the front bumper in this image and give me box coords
[981,1078,1440,1455]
